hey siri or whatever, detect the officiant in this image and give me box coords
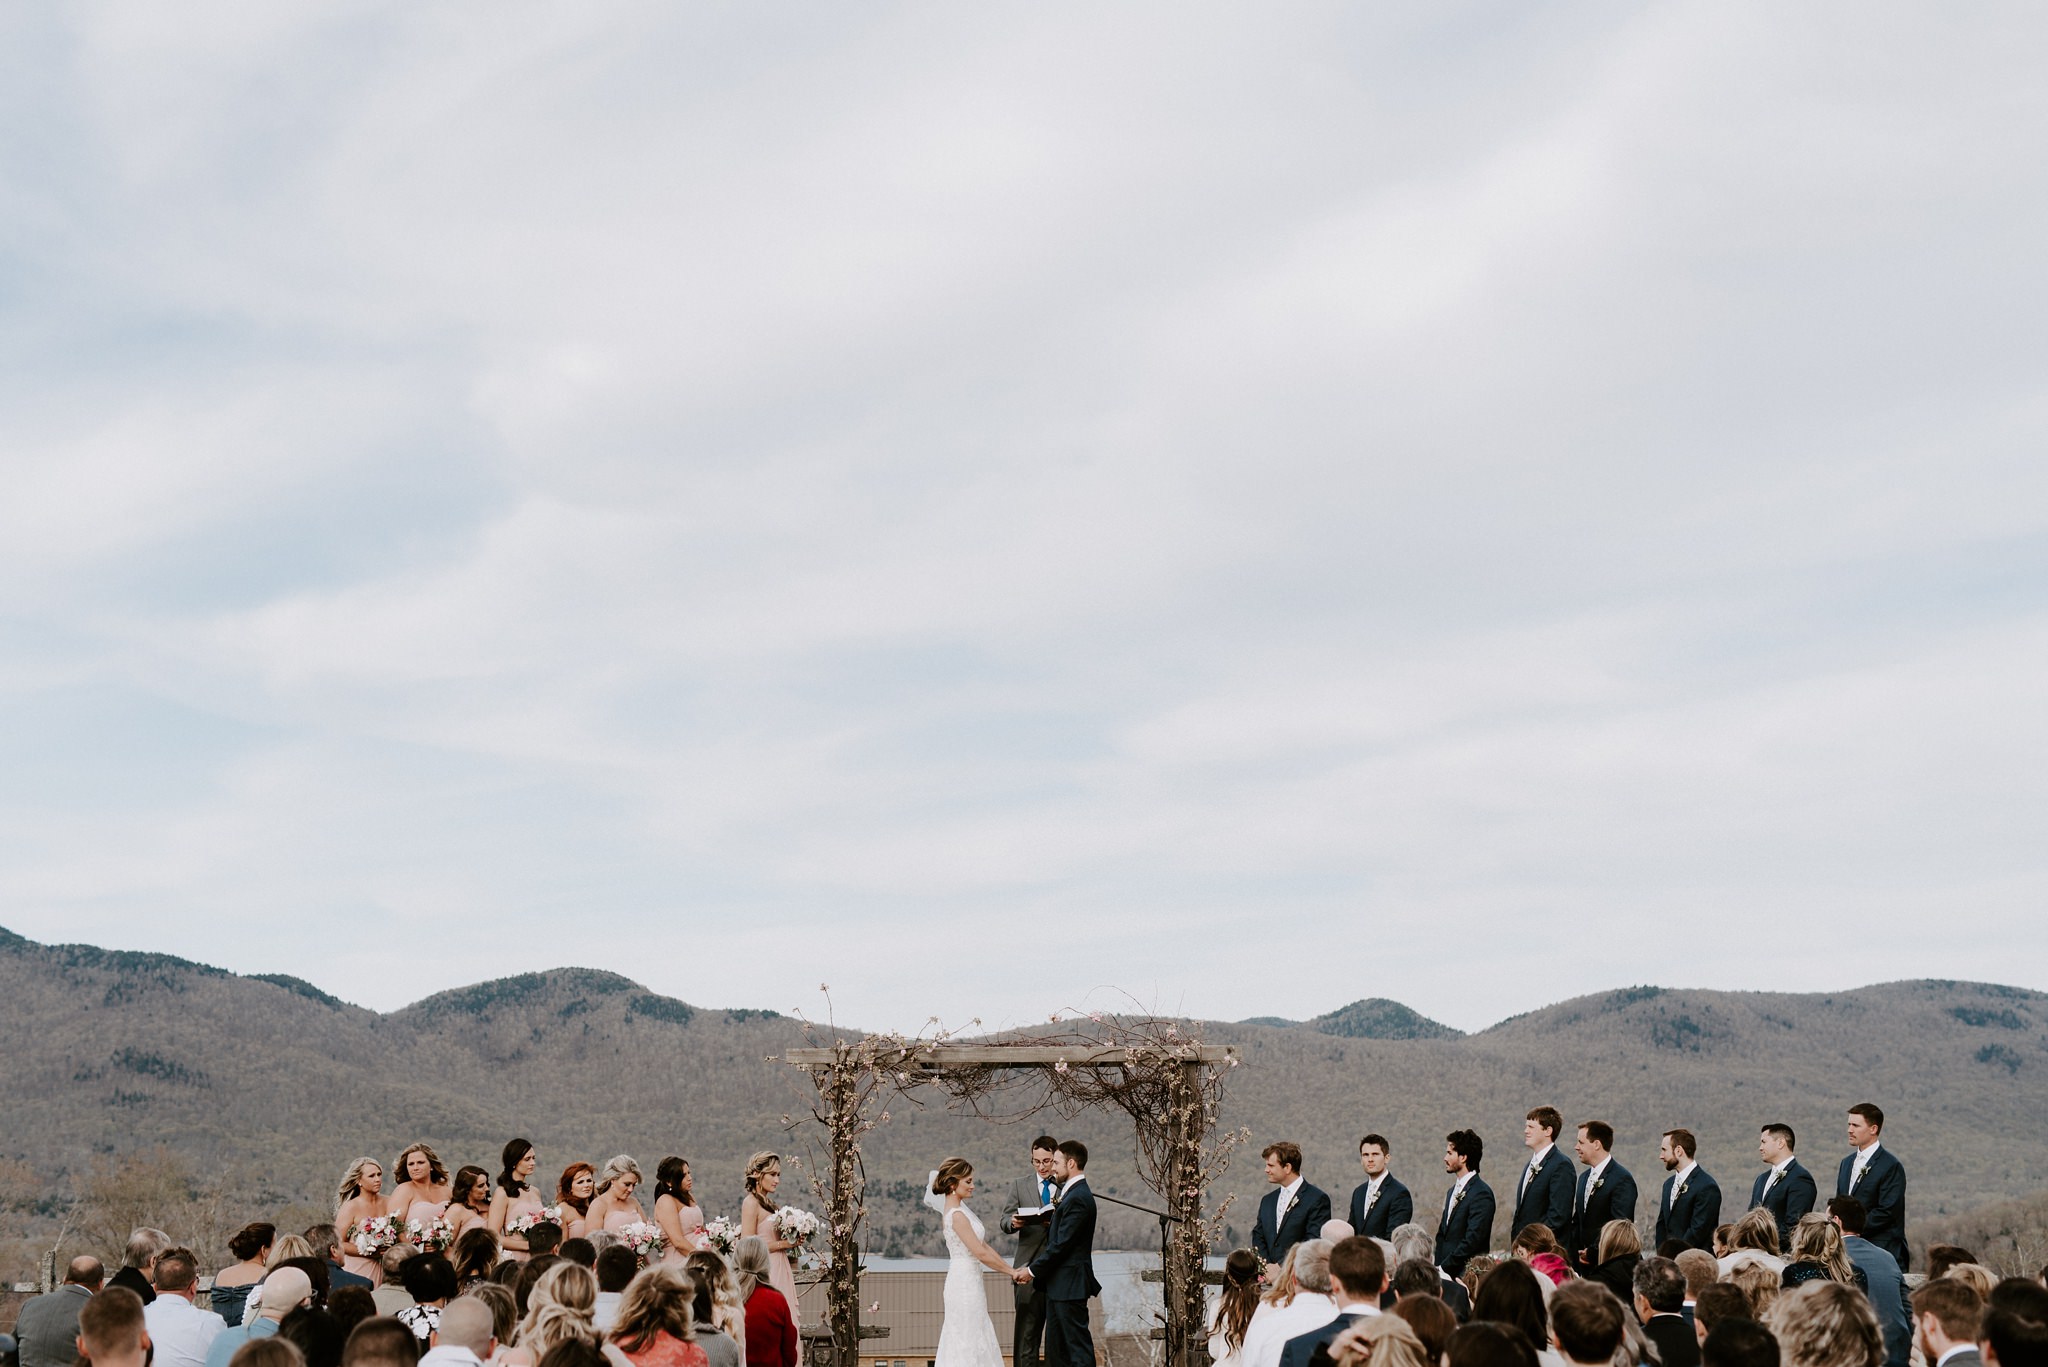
[999,1136,1062,1367]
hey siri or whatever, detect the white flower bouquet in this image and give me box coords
[413,1217,454,1252]
[350,1214,409,1257]
[772,1207,822,1248]
[507,1205,566,1238]
[618,1221,669,1266]
[701,1216,742,1258]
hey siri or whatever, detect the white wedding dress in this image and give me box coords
[936,1204,1005,1367]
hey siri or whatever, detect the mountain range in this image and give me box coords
[3,925,2044,1275]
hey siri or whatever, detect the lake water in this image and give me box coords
[859,1251,1224,1335]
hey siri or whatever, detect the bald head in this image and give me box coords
[255,1268,314,1321]
[67,1256,106,1288]
[434,1298,496,1358]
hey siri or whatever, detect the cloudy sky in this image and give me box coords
[3,3,2045,1035]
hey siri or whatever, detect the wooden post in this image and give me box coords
[1160,1059,1209,1367]
[823,1051,862,1367]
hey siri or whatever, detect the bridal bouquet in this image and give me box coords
[350,1214,409,1258]
[772,1206,822,1249]
[617,1221,668,1266]
[702,1217,742,1258]
[507,1206,566,1238]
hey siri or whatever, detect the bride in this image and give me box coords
[926,1158,1013,1367]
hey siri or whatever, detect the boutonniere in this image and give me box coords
[1451,1187,1467,1208]
[1851,1166,1867,1188]
[1676,1181,1689,1198]
[1589,1176,1604,1195]
[1528,1160,1544,1179]
[1282,1191,1299,1216]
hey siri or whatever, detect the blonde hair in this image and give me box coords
[1729,1207,1781,1256]
[267,1234,315,1270]
[743,1152,781,1212]
[1765,1281,1883,1367]
[733,1236,772,1302]
[1942,1263,1998,1300]
[1789,1214,1856,1285]
[516,1261,597,1355]
[598,1155,643,1196]
[930,1159,973,1198]
[1729,1259,1780,1319]
[686,1251,743,1341]
[1596,1218,1640,1264]
[609,1265,695,1353]
[337,1157,381,1208]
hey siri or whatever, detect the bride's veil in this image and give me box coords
[923,1169,948,1215]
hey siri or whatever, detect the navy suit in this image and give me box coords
[1509,1148,1575,1242]
[1749,1160,1818,1247]
[1281,1310,1373,1367]
[1347,1176,1413,1241]
[1837,1148,1908,1270]
[1655,1166,1721,1251]
[1027,1176,1102,1367]
[1843,1235,1911,1367]
[1255,1181,1333,1265]
[1568,1160,1638,1268]
[1434,1175,1494,1278]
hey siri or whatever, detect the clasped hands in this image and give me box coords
[1010,1266,1033,1284]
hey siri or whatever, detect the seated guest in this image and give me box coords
[78,1288,151,1367]
[15,1256,104,1367]
[1704,1320,1781,1367]
[610,1265,711,1367]
[500,1263,598,1367]
[1279,1238,1386,1367]
[1911,1279,1982,1367]
[214,1229,275,1327]
[1257,1143,1334,1267]
[1322,1221,1357,1243]
[1326,1314,1430,1367]
[1782,1216,1866,1292]
[278,1309,346,1367]
[1727,1261,1781,1322]
[1547,1281,1626,1367]
[594,1245,639,1333]
[1390,1225,1470,1321]
[304,1229,372,1293]
[451,1231,499,1294]
[1460,1258,1497,1310]
[559,1240,596,1270]
[395,1256,459,1342]
[144,1247,228,1367]
[1925,1247,1978,1282]
[1977,1281,2048,1367]
[324,1290,375,1340]
[374,1248,420,1317]
[1693,1284,1753,1347]
[687,1269,741,1367]
[1392,1296,1458,1366]
[419,1297,496,1367]
[207,1271,315,1367]
[1471,1260,1563,1367]
[339,1318,419,1367]
[112,1230,172,1306]
[1766,1282,1883,1367]
[1243,1241,1338,1367]
[1720,1209,1786,1278]
[1828,1199,1909,1367]
[1947,1265,1999,1302]
[1633,1258,1699,1367]
[1676,1250,1719,1321]
[467,1285,517,1351]
[734,1239,797,1367]
[1446,1322,1538,1367]
[1209,1250,1263,1367]
[1588,1220,1642,1307]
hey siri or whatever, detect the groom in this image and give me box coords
[1015,1140,1100,1367]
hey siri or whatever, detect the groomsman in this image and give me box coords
[1511,1106,1575,1243]
[1749,1123,1817,1247]
[1347,1134,1414,1241]
[1253,1142,1332,1265]
[1654,1129,1721,1252]
[1000,1135,1062,1367]
[1837,1103,1909,1270]
[1434,1129,1495,1278]
[1568,1120,1637,1270]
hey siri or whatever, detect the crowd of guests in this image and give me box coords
[5,1174,809,1367]
[1207,1102,2048,1367]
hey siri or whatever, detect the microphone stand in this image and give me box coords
[1090,1192,1187,1324]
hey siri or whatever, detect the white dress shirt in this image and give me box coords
[1240,1293,1339,1367]
[145,1293,227,1367]
[1670,1161,1698,1198]
[1760,1158,1792,1197]
[1358,1174,1386,1215]
[1521,1144,1555,1198]
[1850,1142,1881,1188]
[1275,1176,1304,1222]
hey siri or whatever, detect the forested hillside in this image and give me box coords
[3,926,2044,1279]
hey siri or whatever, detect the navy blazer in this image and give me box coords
[1348,1176,1413,1241]
[1569,1161,1639,1267]
[1749,1160,1818,1246]
[1509,1149,1575,1242]
[1434,1175,1495,1278]
[1255,1181,1333,1264]
[1281,1310,1374,1367]
[1655,1166,1721,1251]
[1837,1148,1908,1269]
[1027,1177,1102,1301]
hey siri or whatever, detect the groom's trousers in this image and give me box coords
[1013,1281,1047,1367]
[1043,1297,1095,1367]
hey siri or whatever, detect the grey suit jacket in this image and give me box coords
[17,1284,94,1367]
[1001,1172,1058,1269]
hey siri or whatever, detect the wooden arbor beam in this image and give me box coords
[783,1044,1237,1068]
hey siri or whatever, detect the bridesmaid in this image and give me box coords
[444,1165,494,1240]
[653,1156,705,1261]
[586,1155,646,1235]
[489,1138,547,1261]
[335,1156,389,1287]
[557,1163,597,1240]
[388,1143,452,1225]
[739,1151,800,1326]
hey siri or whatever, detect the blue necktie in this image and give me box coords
[1042,1179,1054,1206]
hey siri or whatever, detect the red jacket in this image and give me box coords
[743,1285,798,1367]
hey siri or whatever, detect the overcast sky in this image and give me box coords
[3,3,2045,1035]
